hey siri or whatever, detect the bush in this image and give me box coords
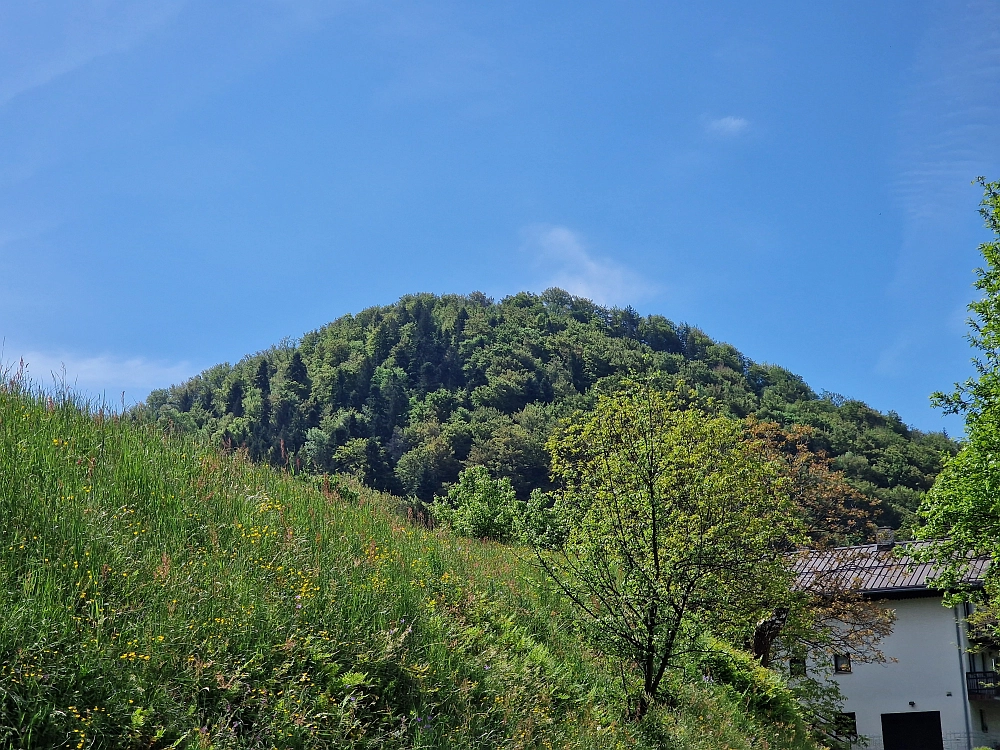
[697,638,806,728]
[430,466,522,541]
[517,488,569,549]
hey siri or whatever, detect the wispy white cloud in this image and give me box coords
[370,5,508,118]
[0,1,187,108]
[881,0,999,388]
[875,336,911,377]
[4,350,196,404]
[705,115,749,136]
[524,225,655,307]
[890,0,1000,231]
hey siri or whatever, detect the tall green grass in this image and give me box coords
[0,378,816,749]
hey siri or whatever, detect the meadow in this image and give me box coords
[0,374,816,749]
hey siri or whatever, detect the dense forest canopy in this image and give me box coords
[145,289,956,530]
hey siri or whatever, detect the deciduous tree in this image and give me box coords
[431,465,520,542]
[536,382,804,716]
[747,420,878,548]
[917,178,1000,623]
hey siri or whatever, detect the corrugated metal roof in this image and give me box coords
[791,541,989,596]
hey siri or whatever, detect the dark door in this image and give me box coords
[880,711,944,750]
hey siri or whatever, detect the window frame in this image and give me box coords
[833,654,852,674]
[789,657,807,677]
[832,711,858,740]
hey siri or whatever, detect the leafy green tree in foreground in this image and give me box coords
[917,178,1000,614]
[534,383,805,717]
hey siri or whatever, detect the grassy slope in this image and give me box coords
[0,383,816,750]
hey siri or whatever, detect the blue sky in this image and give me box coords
[2,1,998,434]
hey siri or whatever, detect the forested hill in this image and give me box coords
[145,289,956,529]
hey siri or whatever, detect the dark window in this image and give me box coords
[789,657,806,677]
[834,654,852,674]
[880,711,943,750]
[832,712,857,739]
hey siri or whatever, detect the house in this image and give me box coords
[793,532,994,750]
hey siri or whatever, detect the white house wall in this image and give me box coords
[830,595,1000,750]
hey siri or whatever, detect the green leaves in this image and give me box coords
[143,290,952,537]
[916,178,1000,623]
[430,466,521,542]
[931,177,1000,420]
[539,382,805,713]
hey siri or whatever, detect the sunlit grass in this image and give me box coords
[0,377,816,749]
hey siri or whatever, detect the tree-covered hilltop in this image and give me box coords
[145,289,956,529]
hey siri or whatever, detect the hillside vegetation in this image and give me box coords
[0,378,816,749]
[147,290,956,529]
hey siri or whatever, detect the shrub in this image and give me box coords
[430,466,521,541]
[698,638,805,728]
